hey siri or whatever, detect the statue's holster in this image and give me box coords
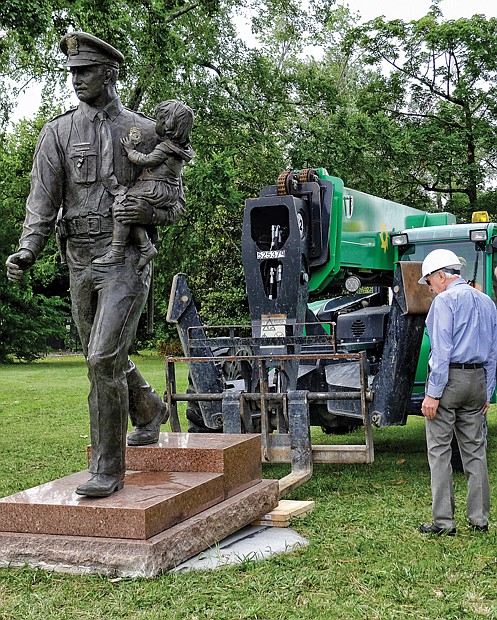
[55,209,68,264]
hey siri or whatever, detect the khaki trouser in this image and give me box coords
[426,367,489,529]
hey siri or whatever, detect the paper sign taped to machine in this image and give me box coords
[261,314,286,338]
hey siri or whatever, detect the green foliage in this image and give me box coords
[477,189,497,220]
[3,2,497,359]
[0,283,68,362]
[346,11,497,213]
[160,150,250,325]
[0,112,71,361]
[0,0,54,40]
[0,117,43,235]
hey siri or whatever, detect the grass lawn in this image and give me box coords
[0,352,497,619]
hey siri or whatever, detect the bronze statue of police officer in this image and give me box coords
[6,33,181,497]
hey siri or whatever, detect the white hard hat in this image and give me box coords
[418,249,462,284]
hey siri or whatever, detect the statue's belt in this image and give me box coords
[64,215,114,237]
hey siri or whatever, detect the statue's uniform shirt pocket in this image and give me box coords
[69,144,98,184]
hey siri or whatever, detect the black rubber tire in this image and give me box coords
[185,382,222,433]
[186,346,253,433]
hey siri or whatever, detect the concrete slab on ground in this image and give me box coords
[173,524,309,572]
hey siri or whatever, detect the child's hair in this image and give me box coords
[155,100,194,145]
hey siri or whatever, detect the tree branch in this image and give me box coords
[380,107,465,130]
[481,158,497,172]
[165,2,200,24]
[408,171,468,196]
[375,47,466,107]
[126,1,201,110]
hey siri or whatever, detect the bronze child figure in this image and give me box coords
[94,100,194,272]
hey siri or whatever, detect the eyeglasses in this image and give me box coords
[425,271,440,286]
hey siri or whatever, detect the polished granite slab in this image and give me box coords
[0,434,277,574]
[0,469,224,540]
[122,433,262,498]
[0,434,265,541]
[0,480,280,577]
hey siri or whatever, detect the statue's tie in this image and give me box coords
[97,110,125,197]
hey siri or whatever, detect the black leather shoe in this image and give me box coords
[75,474,124,497]
[127,403,169,446]
[418,522,456,536]
[469,523,488,532]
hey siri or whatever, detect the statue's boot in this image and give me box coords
[93,246,125,267]
[136,241,157,273]
[75,473,125,497]
[127,402,169,446]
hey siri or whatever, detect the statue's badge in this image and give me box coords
[128,127,141,145]
[67,35,79,56]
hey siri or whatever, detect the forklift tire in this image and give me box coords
[321,418,363,435]
[185,382,222,433]
[186,346,253,433]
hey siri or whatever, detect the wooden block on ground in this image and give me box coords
[252,499,315,527]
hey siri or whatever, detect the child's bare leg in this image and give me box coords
[131,226,157,272]
[93,217,129,266]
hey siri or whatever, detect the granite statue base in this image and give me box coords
[0,433,279,577]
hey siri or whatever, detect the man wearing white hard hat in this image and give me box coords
[418,248,497,535]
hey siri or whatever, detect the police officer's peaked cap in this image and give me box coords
[60,32,124,69]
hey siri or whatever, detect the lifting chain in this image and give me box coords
[277,168,318,195]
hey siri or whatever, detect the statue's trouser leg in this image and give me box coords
[127,361,163,427]
[67,236,157,476]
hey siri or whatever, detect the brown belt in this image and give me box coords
[65,215,113,237]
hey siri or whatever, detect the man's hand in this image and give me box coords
[113,197,154,225]
[422,395,439,420]
[5,249,34,283]
[483,401,490,415]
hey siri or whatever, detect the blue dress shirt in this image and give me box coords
[426,278,497,401]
